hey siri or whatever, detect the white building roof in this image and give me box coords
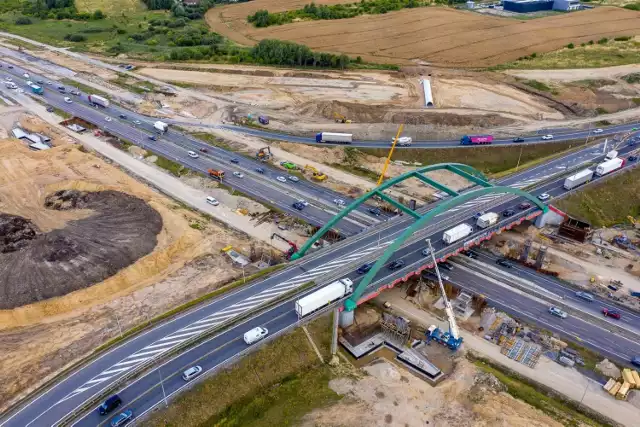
[29,142,51,151]
[12,128,27,139]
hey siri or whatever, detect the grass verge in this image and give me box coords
[94,264,285,353]
[491,143,588,180]
[360,140,579,176]
[470,355,614,427]
[150,153,186,177]
[144,314,337,427]
[554,164,640,226]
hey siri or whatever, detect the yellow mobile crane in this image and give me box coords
[377,124,404,186]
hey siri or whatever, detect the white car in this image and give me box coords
[244,326,268,345]
[5,77,11,82]
[233,171,244,178]
[206,196,219,206]
[105,116,112,122]
[548,306,568,319]
[133,120,141,125]
[187,151,199,159]
[182,365,203,381]
[287,175,299,182]
[46,80,52,85]
[333,198,345,206]
[297,199,309,206]
[537,193,551,201]
[276,176,287,183]
[23,73,29,79]
[593,128,603,134]
[64,97,72,103]
[541,134,554,140]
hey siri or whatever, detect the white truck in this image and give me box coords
[595,157,624,177]
[392,136,412,146]
[315,132,352,144]
[295,278,353,318]
[443,223,474,245]
[154,121,169,133]
[605,150,618,161]
[563,168,593,190]
[88,94,109,108]
[476,212,499,229]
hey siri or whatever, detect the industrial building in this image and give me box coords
[503,0,581,12]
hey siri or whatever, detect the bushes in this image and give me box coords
[15,16,32,25]
[251,39,350,68]
[623,3,640,10]
[64,33,87,42]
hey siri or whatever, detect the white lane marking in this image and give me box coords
[113,356,155,368]
[142,338,187,349]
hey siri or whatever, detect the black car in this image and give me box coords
[119,114,127,119]
[357,262,374,274]
[629,155,638,162]
[461,250,477,259]
[388,260,405,270]
[368,207,381,217]
[148,135,157,141]
[513,137,525,143]
[230,158,239,164]
[496,259,512,268]
[36,80,44,84]
[255,167,265,174]
[518,202,532,210]
[98,394,122,416]
[502,209,515,217]
[292,202,305,210]
[438,261,454,271]
[46,106,54,113]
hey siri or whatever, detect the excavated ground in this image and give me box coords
[0,190,162,309]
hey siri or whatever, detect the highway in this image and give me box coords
[3,128,639,426]
[0,61,386,236]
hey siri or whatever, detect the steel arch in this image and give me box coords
[343,185,548,310]
[291,163,491,260]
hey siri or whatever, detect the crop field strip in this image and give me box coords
[207,6,640,67]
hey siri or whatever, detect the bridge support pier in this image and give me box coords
[331,308,340,355]
[339,310,354,328]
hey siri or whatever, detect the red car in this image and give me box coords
[602,308,621,319]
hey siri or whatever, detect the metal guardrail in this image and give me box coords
[55,280,317,426]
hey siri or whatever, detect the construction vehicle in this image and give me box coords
[271,233,298,259]
[628,216,640,229]
[334,112,352,124]
[423,239,463,350]
[256,146,272,162]
[280,161,298,170]
[208,169,225,180]
[304,165,327,181]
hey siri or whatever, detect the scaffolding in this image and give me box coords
[381,313,411,346]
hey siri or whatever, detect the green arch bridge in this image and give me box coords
[290,163,548,311]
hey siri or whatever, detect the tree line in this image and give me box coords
[248,0,427,28]
[17,0,106,22]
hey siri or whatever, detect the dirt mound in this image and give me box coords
[0,190,162,309]
[0,214,39,253]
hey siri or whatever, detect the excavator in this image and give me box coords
[256,146,272,162]
[271,233,298,259]
[303,164,328,181]
[333,112,352,124]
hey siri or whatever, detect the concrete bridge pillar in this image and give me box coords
[535,205,566,228]
[339,309,354,328]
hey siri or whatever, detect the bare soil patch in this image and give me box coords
[206,6,640,67]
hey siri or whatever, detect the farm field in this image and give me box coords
[206,5,640,67]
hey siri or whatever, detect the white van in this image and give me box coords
[206,196,219,206]
[243,326,268,345]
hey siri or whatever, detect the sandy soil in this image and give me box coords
[0,135,263,410]
[302,359,562,427]
[206,6,640,67]
[506,64,640,83]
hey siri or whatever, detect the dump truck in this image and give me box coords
[476,212,499,229]
[208,169,225,180]
[595,157,624,176]
[29,84,43,95]
[154,121,169,133]
[563,168,594,190]
[443,223,474,245]
[295,278,353,318]
[460,135,493,145]
[315,132,352,144]
[88,94,109,108]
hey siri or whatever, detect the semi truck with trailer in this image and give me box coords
[460,135,493,145]
[154,121,169,133]
[295,278,353,318]
[315,132,353,144]
[88,94,109,108]
[476,212,499,229]
[443,223,474,245]
[595,157,624,177]
[563,168,594,190]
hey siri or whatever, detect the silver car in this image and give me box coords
[182,365,203,381]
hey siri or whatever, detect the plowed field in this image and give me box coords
[206,5,640,67]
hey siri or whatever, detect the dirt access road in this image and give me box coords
[206,6,640,67]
